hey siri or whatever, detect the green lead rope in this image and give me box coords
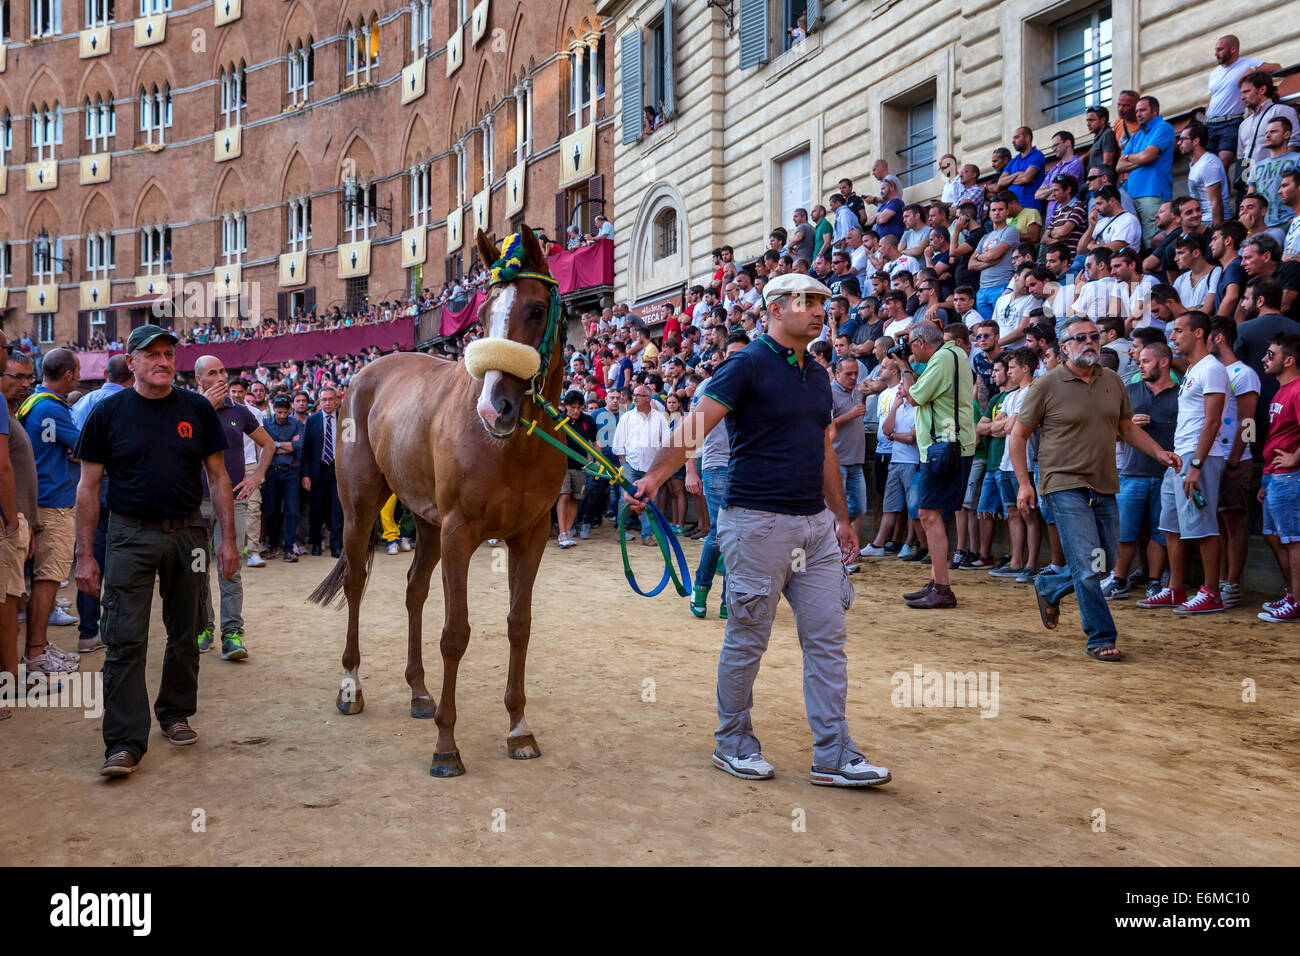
[521,396,692,599]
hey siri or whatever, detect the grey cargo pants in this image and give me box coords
[715,506,864,769]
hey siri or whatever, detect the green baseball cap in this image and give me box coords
[126,324,179,353]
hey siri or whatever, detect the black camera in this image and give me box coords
[887,338,911,360]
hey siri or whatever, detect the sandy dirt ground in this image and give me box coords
[1,525,1297,867]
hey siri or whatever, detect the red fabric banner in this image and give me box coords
[439,290,486,337]
[167,317,416,372]
[546,237,614,294]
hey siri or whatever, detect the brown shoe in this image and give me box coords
[907,584,957,609]
[641,536,658,547]
[161,720,198,746]
[902,580,935,602]
[1036,588,1059,630]
[100,750,139,776]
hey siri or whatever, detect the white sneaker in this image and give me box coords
[1219,581,1242,609]
[387,541,400,555]
[246,552,266,568]
[858,544,887,557]
[48,607,78,627]
[399,537,412,552]
[557,533,576,549]
[810,757,891,788]
[579,523,591,540]
[55,596,72,608]
[22,651,78,674]
[712,751,775,780]
[44,641,80,663]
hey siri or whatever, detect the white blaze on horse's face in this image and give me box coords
[475,285,517,433]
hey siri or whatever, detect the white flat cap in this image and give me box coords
[761,272,834,307]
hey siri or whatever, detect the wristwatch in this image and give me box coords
[1190,458,1203,470]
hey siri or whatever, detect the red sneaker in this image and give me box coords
[1258,599,1298,623]
[1136,586,1186,609]
[1173,587,1225,615]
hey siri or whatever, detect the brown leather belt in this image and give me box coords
[110,510,206,533]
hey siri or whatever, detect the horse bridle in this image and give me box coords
[462,232,565,397]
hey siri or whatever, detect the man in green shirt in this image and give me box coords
[811,204,835,263]
[897,321,976,607]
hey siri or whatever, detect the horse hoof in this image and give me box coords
[429,751,466,777]
[410,697,437,719]
[507,734,542,760]
[335,687,364,715]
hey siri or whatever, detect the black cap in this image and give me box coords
[272,395,292,408]
[126,324,179,353]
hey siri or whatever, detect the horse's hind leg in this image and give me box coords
[405,514,441,719]
[504,513,549,760]
[335,426,388,716]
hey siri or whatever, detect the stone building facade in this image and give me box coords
[1,0,614,347]
[598,0,1300,314]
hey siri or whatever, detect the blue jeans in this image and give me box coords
[1037,488,1120,649]
[976,284,1005,321]
[840,463,867,520]
[621,466,653,540]
[77,507,110,642]
[262,467,300,551]
[696,467,730,592]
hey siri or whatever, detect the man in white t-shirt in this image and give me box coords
[1181,119,1231,227]
[1172,234,1223,311]
[992,264,1042,348]
[231,379,269,566]
[859,356,906,556]
[1207,316,1261,609]
[1205,36,1277,172]
[1070,247,1126,321]
[1078,185,1142,255]
[1138,310,1228,614]
[1110,247,1158,323]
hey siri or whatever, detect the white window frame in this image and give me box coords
[0,243,11,285]
[85,231,115,277]
[139,224,169,275]
[220,66,244,128]
[30,0,60,37]
[346,17,377,88]
[1,111,12,166]
[455,142,466,206]
[288,197,312,251]
[345,182,374,243]
[84,94,115,152]
[1047,2,1113,124]
[139,84,172,145]
[32,102,63,161]
[410,0,431,59]
[288,40,313,105]
[221,212,246,264]
[84,0,111,27]
[37,314,55,345]
[31,235,62,284]
[409,162,430,227]
[89,309,108,339]
[480,117,494,190]
[902,98,936,188]
[138,0,168,15]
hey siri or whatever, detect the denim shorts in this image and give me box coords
[1117,474,1166,545]
[917,454,971,516]
[883,461,917,514]
[998,469,1019,509]
[1158,457,1224,540]
[1033,464,1054,525]
[978,470,1004,517]
[906,469,922,520]
[1262,470,1300,544]
[964,458,988,510]
[1207,117,1243,157]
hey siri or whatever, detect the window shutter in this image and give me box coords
[77,310,89,349]
[619,28,642,145]
[105,310,117,343]
[304,286,317,315]
[277,291,289,323]
[556,189,568,240]
[588,174,604,203]
[662,0,675,118]
[738,0,769,69]
[807,0,821,31]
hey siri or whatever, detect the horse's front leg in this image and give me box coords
[504,512,550,759]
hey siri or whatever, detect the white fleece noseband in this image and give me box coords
[464,337,541,381]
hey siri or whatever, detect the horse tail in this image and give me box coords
[307,544,375,609]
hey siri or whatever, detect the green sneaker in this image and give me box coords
[220,631,249,661]
[689,585,709,619]
[196,628,215,653]
[719,600,728,620]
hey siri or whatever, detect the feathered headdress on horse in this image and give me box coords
[463,231,564,390]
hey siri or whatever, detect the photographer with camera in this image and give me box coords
[896,321,977,608]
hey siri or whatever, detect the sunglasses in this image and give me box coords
[1067,332,1103,344]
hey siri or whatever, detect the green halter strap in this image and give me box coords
[487,232,564,395]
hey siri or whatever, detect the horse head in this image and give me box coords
[464,227,560,437]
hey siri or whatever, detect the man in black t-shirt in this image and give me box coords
[74,325,237,778]
[556,390,599,548]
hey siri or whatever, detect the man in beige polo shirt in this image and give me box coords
[1009,317,1180,662]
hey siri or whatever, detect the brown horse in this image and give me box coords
[308,227,567,776]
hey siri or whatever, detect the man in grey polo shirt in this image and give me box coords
[830,357,868,566]
[628,273,891,789]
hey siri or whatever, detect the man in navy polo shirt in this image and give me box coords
[998,127,1047,212]
[627,273,891,789]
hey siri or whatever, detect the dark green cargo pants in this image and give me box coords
[100,514,210,760]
